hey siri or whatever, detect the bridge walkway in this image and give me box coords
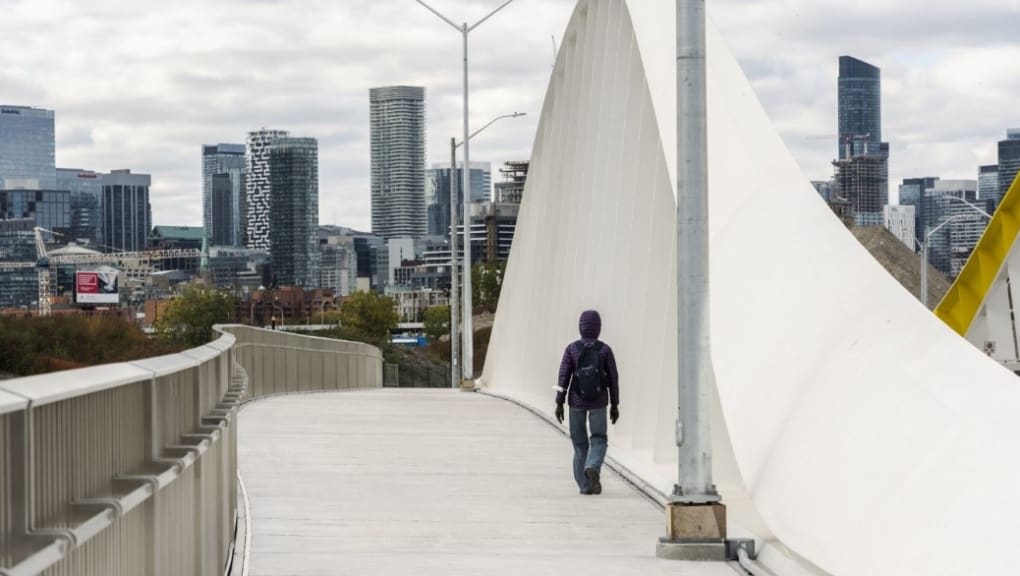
[237,389,736,575]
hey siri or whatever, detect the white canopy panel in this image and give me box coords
[481,1,1020,574]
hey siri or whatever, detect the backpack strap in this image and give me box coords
[592,341,605,373]
[570,341,583,379]
[574,341,604,374]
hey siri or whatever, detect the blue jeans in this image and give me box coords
[569,407,608,491]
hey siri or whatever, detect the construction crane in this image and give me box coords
[34,227,51,316]
[22,227,201,316]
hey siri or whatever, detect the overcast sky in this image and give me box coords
[2,0,1017,231]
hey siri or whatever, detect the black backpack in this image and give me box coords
[572,341,607,401]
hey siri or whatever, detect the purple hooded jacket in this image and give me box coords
[556,310,619,409]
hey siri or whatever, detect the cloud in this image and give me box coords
[1,0,1014,228]
[708,0,1020,191]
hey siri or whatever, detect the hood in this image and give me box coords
[578,310,602,339]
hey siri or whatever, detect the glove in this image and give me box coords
[555,403,564,424]
[610,404,619,424]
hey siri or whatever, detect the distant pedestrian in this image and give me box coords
[555,310,619,495]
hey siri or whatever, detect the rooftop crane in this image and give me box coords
[0,227,201,316]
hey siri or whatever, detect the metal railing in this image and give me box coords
[0,325,382,575]
[226,326,383,398]
[383,363,452,388]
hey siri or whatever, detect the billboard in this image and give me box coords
[76,266,120,304]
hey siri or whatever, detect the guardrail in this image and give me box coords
[0,325,382,575]
[225,326,383,398]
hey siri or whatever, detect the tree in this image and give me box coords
[0,315,181,376]
[423,305,450,342]
[154,284,235,347]
[472,261,506,312]
[336,291,399,346]
[320,309,342,327]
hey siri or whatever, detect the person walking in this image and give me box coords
[555,309,620,495]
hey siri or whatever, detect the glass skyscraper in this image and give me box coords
[56,168,104,245]
[0,105,56,190]
[998,130,1020,203]
[899,176,938,249]
[838,57,882,159]
[979,164,1000,214]
[370,86,426,239]
[0,189,70,234]
[835,56,889,225]
[102,170,151,252]
[245,129,288,250]
[921,180,981,277]
[203,143,246,247]
[425,162,491,237]
[269,137,320,288]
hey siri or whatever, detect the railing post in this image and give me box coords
[190,366,206,575]
[142,378,159,575]
[8,409,30,552]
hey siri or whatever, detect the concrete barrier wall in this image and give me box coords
[222,326,383,397]
[0,325,381,576]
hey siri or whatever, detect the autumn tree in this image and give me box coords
[336,291,399,346]
[423,305,451,342]
[472,261,506,312]
[154,284,235,347]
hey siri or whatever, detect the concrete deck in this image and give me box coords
[238,389,738,575]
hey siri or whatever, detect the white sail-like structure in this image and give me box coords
[481,1,1020,574]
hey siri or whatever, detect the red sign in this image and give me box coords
[76,269,119,304]
[77,272,99,293]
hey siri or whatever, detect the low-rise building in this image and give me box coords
[385,286,449,323]
[883,205,915,250]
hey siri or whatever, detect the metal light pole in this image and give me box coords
[921,197,991,307]
[447,113,525,389]
[675,0,717,505]
[416,0,516,384]
[449,137,461,389]
[947,195,993,219]
[658,0,726,561]
[922,212,986,307]
[921,225,930,307]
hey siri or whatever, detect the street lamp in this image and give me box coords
[307,298,330,327]
[250,285,265,326]
[448,112,526,389]
[271,297,285,329]
[921,212,987,307]
[657,0,725,561]
[416,0,516,384]
[946,195,992,219]
[458,113,527,153]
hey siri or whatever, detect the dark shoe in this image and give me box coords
[579,488,592,495]
[584,468,602,495]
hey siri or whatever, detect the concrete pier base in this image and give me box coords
[656,502,728,561]
[656,539,726,561]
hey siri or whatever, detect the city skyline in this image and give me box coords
[1,1,1016,230]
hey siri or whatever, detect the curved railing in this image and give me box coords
[224,326,383,398]
[0,325,381,576]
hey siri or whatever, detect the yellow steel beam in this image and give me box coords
[935,172,1020,335]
